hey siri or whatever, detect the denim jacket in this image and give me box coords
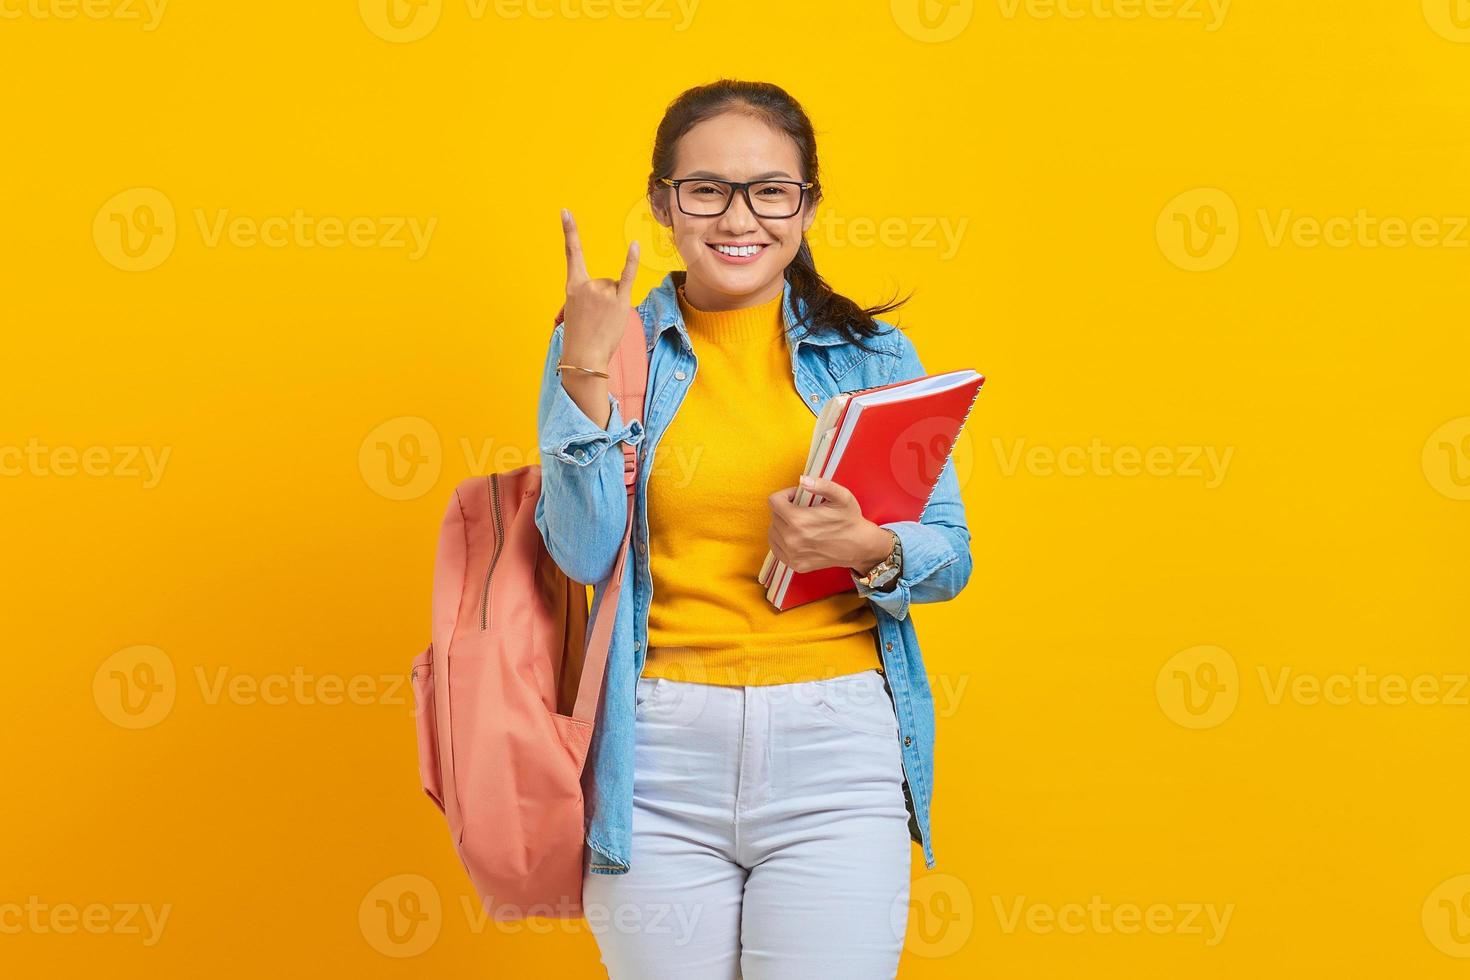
[534,270,973,874]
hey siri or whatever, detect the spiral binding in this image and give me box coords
[916,379,984,514]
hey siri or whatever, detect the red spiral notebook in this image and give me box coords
[757,368,985,610]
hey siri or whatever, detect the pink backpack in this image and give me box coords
[410,306,647,920]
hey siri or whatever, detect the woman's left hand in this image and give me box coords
[767,476,894,575]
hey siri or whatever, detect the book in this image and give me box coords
[757,391,853,588]
[758,368,985,610]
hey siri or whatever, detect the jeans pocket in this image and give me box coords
[634,676,664,717]
[815,671,899,739]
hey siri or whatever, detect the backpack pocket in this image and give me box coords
[411,644,445,812]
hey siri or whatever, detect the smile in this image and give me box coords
[708,242,769,262]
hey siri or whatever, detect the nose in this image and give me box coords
[717,189,760,234]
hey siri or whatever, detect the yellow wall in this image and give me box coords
[3,1,1468,976]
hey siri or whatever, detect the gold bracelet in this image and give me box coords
[555,362,610,379]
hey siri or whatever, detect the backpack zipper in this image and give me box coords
[478,473,504,631]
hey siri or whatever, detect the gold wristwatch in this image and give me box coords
[854,529,902,590]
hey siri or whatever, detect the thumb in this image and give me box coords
[800,474,848,503]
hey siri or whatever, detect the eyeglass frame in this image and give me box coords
[657,176,816,219]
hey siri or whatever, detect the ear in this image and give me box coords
[650,193,673,229]
[800,200,816,236]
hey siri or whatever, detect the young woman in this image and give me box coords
[535,79,974,979]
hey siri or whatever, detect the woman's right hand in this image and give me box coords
[560,208,640,369]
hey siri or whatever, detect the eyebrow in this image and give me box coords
[683,170,795,180]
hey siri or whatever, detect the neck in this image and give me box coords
[677,271,784,313]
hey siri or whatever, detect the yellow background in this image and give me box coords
[3,0,1469,976]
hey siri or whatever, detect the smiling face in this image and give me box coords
[651,111,816,312]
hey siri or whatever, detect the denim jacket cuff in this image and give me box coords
[851,520,958,621]
[539,382,645,467]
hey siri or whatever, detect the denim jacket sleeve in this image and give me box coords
[533,322,646,586]
[849,330,975,621]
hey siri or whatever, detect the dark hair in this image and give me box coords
[646,79,911,352]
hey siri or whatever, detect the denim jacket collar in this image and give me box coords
[639,270,850,357]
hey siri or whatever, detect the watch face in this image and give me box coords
[868,562,899,588]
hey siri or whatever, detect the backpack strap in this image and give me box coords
[552,305,649,736]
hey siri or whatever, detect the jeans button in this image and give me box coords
[675,370,687,381]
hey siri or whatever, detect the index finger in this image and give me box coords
[616,239,640,299]
[561,208,588,287]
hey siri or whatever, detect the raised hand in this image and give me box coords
[560,208,640,370]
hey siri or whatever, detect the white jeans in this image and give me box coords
[582,668,913,979]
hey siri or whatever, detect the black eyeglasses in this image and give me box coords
[658,176,815,219]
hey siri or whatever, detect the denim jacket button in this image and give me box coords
[674,370,687,381]
[904,736,912,747]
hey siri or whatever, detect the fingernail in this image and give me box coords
[561,208,569,221]
[800,475,814,489]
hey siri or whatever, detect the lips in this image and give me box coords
[707,242,769,264]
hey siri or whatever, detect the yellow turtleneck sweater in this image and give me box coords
[639,284,881,687]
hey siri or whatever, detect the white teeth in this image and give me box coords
[713,243,762,257]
